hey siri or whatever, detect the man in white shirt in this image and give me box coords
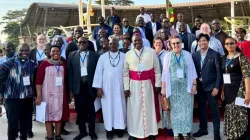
[172,13,191,33]
[136,7,151,23]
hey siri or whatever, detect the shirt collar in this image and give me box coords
[200,48,209,56]
[80,51,89,55]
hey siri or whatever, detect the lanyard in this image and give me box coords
[179,32,187,40]
[174,52,182,65]
[37,50,44,60]
[16,58,30,76]
[133,47,144,61]
[51,59,60,74]
[200,56,206,68]
[80,52,87,64]
[225,52,237,72]
[123,27,129,34]
[158,50,164,58]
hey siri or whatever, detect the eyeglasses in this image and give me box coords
[171,42,181,45]
[225,43,235,46]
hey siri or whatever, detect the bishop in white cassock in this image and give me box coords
[92,38,126,139]
[124,35,161,140]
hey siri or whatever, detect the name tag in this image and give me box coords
[181,43,184,49]
[23,76,30,86]
[223,74,231,84]
[176,69,184,78]
[81,67,88,76]
[56,77,63,86]
[138,63,145,72]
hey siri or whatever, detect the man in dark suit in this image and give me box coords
[145,13,161,36]
[121,18,134,38]
[192,34,222,140]
[66,26,84,59]
[179,22,196,52]
[67,37,99,140]
[136,16,154,46]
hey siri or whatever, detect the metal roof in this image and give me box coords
[21,0,249,27]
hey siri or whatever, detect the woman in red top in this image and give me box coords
[35,45,69,140]
[236,28,250,60]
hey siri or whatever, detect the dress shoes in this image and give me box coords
[106,130,113,140]
[128,136,137,140]
[27,130,34,138]
[89,133,98,140]
[61,128,70,135]
[73,132,88,140]
[148,135,156,140]
[214,135,221,140]
[192,129,208,137]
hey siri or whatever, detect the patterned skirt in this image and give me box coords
[224,102,248,140]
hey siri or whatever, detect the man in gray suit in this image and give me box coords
[179,22,196,52]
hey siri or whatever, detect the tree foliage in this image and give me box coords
[95,0,134,6]
[1,9,27,45]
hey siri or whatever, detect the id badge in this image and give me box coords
[176,69,184,78]
[23,76,30,86]
[138,63,145,72]
[223,74,231,84]
[81,67,88,76]
[56,77,63,86]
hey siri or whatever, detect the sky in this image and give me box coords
[0,0,192,42]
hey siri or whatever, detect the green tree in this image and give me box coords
[113,0,134,5]
[95,0,114,5]
[0,9,27,45]
[95,0,134,5]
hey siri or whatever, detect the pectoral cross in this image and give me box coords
[137,71,141,78]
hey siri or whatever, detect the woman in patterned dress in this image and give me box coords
[161,36,197,140]
[35,45,69,140]
[221,37,250,140]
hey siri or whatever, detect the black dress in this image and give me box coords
[222,54,250,140]
[222,56,242,104]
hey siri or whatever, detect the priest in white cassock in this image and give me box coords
[124,35,161,140]
[92,38,126,140]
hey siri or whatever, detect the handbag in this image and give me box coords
[161,96,170,111]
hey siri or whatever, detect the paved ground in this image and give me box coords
[0,108,227,140]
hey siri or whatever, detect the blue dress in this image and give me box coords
[169,53,194,134]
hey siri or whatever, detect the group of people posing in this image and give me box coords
[0,6,250,140]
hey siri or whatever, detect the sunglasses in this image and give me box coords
[171,42,181,45]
